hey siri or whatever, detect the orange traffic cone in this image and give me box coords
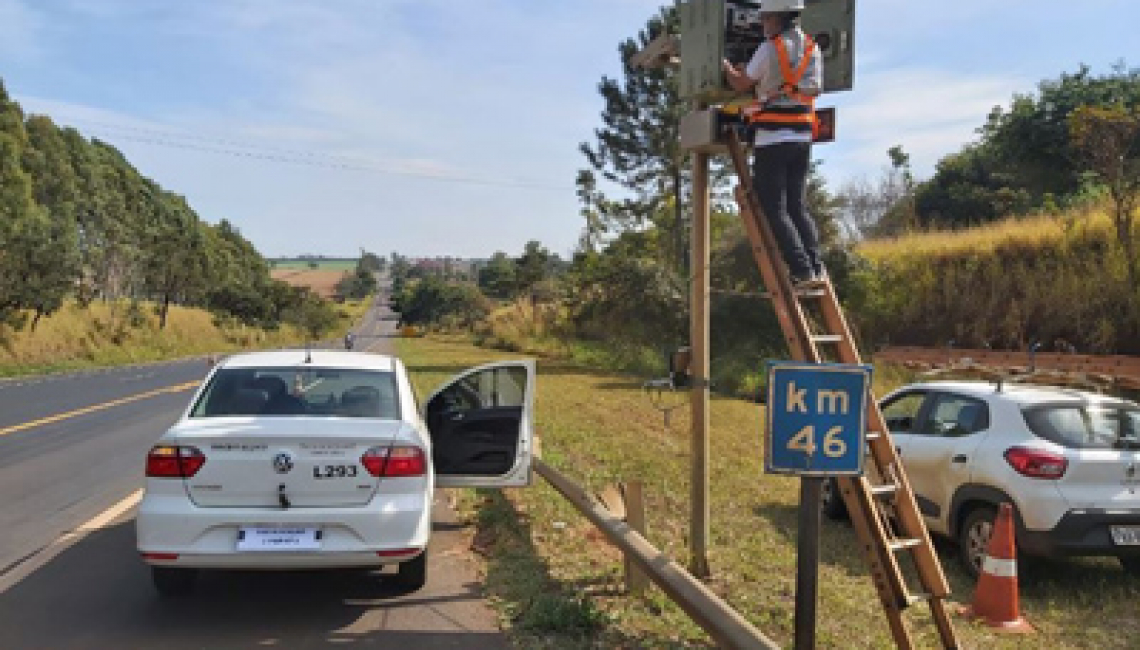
[961,503,1034,633]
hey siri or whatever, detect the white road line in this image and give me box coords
[0,488,144,593]
[77,489,143,533]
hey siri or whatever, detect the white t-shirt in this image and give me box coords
[744,28,822,147]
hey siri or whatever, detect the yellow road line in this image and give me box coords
[0,381,200,437]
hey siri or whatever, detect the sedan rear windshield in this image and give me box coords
[191,367,400,419]
[1022,403,1140,450]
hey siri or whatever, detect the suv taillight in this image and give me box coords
[1004,447,1068,479]
[362,446,427,477]
[146,445,206,478]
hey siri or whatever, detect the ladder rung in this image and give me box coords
[905,592,933,607]
[870,483,899,497]
[888,538,924,552]
[809,334,845,344]
[794,287,827,297]
[865,431,882,440]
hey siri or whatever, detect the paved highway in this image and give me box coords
[0,294,508,649]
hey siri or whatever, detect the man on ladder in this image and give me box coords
[722,0,825,289]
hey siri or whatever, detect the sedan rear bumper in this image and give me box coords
[1020,508,1140,558]
[136,492,431,569]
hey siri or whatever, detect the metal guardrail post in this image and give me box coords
[534,459,779,650]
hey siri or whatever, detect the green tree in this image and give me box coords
[0,80,51,328]
[477,251,517,299]
[20,114,82,327]
[914,64,1140,228]
[578,6,700,272]
[515,240,555,295]
[358,250,383,273]
[398,276,490,329]
[1069,103,1140,291]
[334,266,379,301]
[140,185,209,328]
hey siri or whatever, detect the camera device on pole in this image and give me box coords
[678,0,851,153]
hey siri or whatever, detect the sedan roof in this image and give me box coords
[218,349,397,372]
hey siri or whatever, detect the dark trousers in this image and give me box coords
[751,141,820,278]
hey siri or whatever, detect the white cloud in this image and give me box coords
[822,67,1028,182]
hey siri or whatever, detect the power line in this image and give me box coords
[70,120,569,191]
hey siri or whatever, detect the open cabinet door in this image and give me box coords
[426,360,534,488]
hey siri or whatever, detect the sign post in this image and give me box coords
[765,362,870,649]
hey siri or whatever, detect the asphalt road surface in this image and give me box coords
[0,295,509,649]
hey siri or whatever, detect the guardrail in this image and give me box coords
[533,459,779,650]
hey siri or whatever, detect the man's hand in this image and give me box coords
[722,59,754,93]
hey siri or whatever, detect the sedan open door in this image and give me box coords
[425,360,535,488]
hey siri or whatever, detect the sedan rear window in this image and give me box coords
[1022,403,1140,450]
[191,367,400,419]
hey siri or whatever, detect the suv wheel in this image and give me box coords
[958,506,997,579]
[394,551,427,591]
[821,478,848,521]
[152,567,197,598]
[1120,556,1140,578]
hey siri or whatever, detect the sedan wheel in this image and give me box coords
[958,507,997,579]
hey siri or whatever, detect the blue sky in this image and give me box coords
[0,0,1135,259]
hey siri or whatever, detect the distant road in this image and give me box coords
[0,293,509,649]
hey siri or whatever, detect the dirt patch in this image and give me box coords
[270,269,347,299]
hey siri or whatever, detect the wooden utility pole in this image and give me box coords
[689,102,712,579]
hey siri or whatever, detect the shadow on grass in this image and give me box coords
[755,500,1140,645]
[468,487,692,649]
[752,502,871,579]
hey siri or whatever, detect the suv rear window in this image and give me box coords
[191,367,400,419]
[1022,403,1140,449]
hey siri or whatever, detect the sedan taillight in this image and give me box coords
[146,445,206,478]
[1004,447,1068,479]
[362,446,427,477]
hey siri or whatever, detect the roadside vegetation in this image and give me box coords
[400,335,1139,649]
[0,298,368,378]
[1,79,348,351]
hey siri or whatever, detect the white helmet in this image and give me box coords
[760,0,805,13]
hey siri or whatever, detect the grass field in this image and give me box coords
[398,334,1140,649]
[269,258,358,271]
[270,268,348,299]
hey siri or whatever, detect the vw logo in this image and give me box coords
[272,451,294,474]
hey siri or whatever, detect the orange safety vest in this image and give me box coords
[746,34,817,135]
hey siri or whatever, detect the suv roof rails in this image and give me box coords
[917,362,1113,394]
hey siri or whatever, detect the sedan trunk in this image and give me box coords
[169,419,404,508]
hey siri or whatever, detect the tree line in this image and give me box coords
[0,79,339,337]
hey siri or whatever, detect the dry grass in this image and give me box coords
[398,334,1140,649]
[856,207,1110,263]
[270,269,349,299]
[0,299,362,377]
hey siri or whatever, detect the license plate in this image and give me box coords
[1110,525,1140,546]
[237,526,321,551]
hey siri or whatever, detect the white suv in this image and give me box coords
[822,380,1140,578]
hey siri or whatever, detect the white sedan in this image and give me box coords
[136,349,534,596]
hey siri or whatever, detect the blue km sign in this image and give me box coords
[765,362,871,476]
